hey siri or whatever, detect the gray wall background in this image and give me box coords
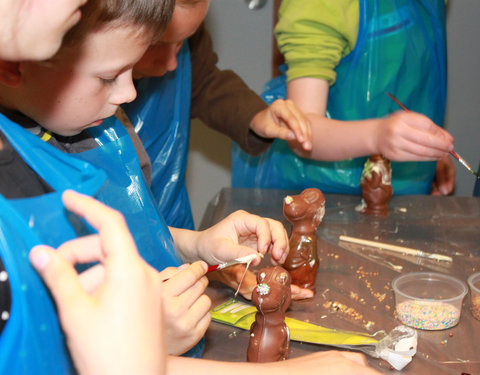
[186,0,480,228]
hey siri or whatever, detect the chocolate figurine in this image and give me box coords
[247,266,291,363]
[357,154,393,216]
[282,188,325,291]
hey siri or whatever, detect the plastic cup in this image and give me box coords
[467,272,480,321]
[392,272,468,330]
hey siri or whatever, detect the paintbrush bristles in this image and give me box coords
[452,151,480,178]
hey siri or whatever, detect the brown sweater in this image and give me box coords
[189,23,272,156]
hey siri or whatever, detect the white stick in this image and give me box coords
[338,235,453,262]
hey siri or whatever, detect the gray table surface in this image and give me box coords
[199,188,480,374]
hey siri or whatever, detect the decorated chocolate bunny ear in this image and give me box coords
[279,272,289,284]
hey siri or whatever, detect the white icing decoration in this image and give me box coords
[284,196,293,205]
[361,159,392,185]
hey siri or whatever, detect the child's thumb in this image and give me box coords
[29,245,85,310]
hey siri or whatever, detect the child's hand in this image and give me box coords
[431,155,456,195]
[29,190,165,375]
[194,210,289,266]
[209,265,314,300]
[374,111,454,161]
[250,99,312,151]
[160,262,212,355]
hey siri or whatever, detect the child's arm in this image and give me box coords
[170,211,289,266]
[167,350,381,375]
[287,77,454,162]
[190,24,311,154]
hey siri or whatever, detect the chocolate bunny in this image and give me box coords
[247,266,291,363]
[358,154,393,216]
[282,188,325,292]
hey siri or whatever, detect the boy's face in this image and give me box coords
[15,25,151,136]
[133,0,210,79]
[0,0,87,61]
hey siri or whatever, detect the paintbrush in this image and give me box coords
[207,253,260,272]
[386,92,480,179]
[339,235,453,262]
[162,253,261,283]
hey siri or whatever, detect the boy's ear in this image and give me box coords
[0,60,22,87]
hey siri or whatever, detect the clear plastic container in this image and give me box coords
[392,272,468,330]
[467,272,480,321]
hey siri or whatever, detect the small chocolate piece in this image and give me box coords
[358,154,393,216]
[247,266,291,362]
[282,188,325,291]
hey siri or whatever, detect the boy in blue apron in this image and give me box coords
[232,0,454,196]
[0,0,292,368]
[125,0,312,231]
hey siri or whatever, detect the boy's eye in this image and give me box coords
[100,77,116,84]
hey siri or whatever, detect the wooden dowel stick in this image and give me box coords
[338,235,452,262]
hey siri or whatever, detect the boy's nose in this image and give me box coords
[165,55,178,72]
[111,73,137,105]
[164,43,181,72]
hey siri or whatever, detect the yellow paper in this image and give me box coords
[211,299,378,347]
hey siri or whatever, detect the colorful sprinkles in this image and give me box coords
[396,300,460,330]
[256,283,270,296]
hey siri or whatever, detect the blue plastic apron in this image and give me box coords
[0,113,190,373]
[122,42,194,229]
[232,0,446,195]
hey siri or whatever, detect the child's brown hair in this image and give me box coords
[62,0,175,47]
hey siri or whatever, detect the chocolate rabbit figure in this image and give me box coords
[247,266,291,362]
[357,154,393,216]
[282,188,325,291]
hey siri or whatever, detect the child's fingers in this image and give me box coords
[77,264,106,293]
[291,284,314,300]
[159,264,189,282]
[264,218,289,264]
[277,99,308,140]
[192,308,212,336]
[268,125,296,142]
[396,134,451,160]
[392,141,448,161]
[231,212,277,257]
[382,120,452,160]
[394,111,454,146]
[285,99,312,142]
[163,261,208,296]
[55,234,103,264]
[404,127,452,153]
[175,275,209,310]
[186,294,212,330]
[271,99,311,144]
[29,245,88,313]
[432,157,456,195]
